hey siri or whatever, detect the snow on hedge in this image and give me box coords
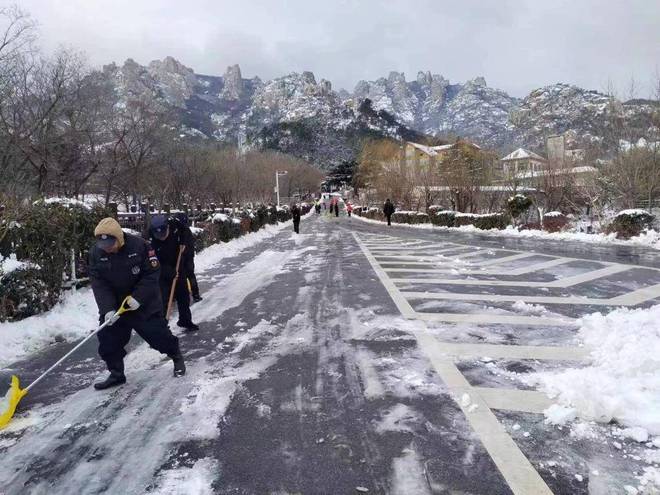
[353,213,660,250]
[617,209,653,218]
[0,254,26,276]
[527,304,660,435]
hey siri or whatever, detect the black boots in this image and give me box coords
[171,352,186,377]
[177,321,199,332]
[94,363,126,390]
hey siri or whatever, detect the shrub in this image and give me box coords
[542,211,568,233]
[606,210,655,239]
[431,210,456,227]
[391,211,429,224]
[0,267,51,321]
[9,201,110,298]
[454,212,509,230]
[506,195,532,220]
[472,213,509,230]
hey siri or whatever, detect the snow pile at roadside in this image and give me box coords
[527,305,660,435]
[0,290,98,368]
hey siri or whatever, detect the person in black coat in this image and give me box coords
[89,217,185,390]
[149,215,199,332]
[383,198,395,226]
[291,203,301,234]
[173,213,202,302]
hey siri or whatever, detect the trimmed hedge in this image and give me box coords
[606,210,655,239]
[0,201,112,320]
[431,210,456,227]
[390,211,430,224]
[542,212,568,233]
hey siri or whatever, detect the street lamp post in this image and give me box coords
[275,170,288,207]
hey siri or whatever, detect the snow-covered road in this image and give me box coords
[1,215,659,494]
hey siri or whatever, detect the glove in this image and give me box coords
[104,310,120,326]
[126,296,140,311]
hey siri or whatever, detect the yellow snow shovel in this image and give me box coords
[0,296,134,429]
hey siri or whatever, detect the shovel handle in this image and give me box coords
[23,296,132,393]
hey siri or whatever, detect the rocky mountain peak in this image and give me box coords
[222,64,245,100]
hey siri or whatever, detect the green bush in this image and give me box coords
[506,195,532,220]
[0,267,51,321]
[453,212,509,230]
[391,211,430,224]
[430,210,456,227]
[606,210,655,239]
[9,201,110,298]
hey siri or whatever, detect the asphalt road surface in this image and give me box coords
[2,214,659,494]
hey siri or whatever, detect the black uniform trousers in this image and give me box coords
[184,257,200,299]
[293,220,300,234]
[97,314,179,370]
[160,275,193,325]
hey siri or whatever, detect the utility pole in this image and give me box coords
[275,170,288,207]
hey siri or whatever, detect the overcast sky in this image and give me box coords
[17,0,660,98]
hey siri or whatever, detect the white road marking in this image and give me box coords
[470,252,540,267]
[415,312,575,326]
[391,263,632,288]
[435,342,587,361]
[473,387,554,414]
[413,330,555,495]
[401,288,660,307]
[608,282,660,305]
[355,233,555,495]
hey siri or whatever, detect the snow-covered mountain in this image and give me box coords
[101,57,658,169]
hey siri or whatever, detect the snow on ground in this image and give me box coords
[390,447,432,495]
[195,218,293,273]
[0,290,98,369]
[526,304,660,436]
[353,214,660,250]
[151,458,218,495]
[0,219,293,369]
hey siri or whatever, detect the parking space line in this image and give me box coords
[415,312,575,326]
[355,233,557,494]
[390,263,631,288]
[435,342,587,361]
[473,387,554,414]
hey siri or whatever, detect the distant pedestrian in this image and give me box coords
[334,199,339,217]
[346,202,353,217]
[314,200,321,214]
[383,198,395,226]
[292,203,301,234]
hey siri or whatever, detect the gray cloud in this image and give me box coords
[16,0,660,97]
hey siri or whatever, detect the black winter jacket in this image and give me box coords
[89,233,163,319]
[149,219,195,281]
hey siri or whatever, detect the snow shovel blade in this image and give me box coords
[0,375,27,429]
